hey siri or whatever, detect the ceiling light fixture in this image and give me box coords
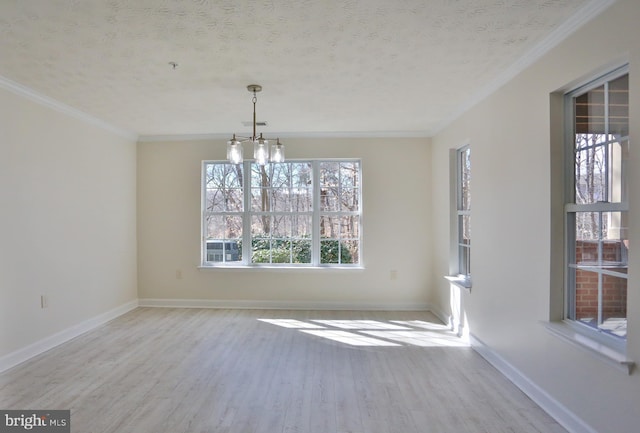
[227,84,285,165]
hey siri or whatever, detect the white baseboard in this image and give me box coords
[470,334,597,433]
[0,299,139,374]
[138,297,431,311]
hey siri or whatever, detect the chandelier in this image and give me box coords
[226,84,285,165]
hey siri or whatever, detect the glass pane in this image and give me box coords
[291,162,312,188]
[251,188,271,212]
[271,188,290,212]
[340,216,359,239]
[575,268,598,323]
[340,162,360,188]
[459,244,470,276]
[251,215,271,237]
[459,147,471,211]
[205,215,243,240]
[251,164,271,188]
[205,239,241,263]
[272,215,291,238]
[609,138,629,203]
[459,215,471,245]
[575,84,605,134]
[292,240,312,264]
[205,189,224,212]
[609,73,629,137]
[574,211,628,269]
[601,273,627,338]
[342,240,359,264]
[291,214,312,237]
[320,216,340,238]
[320,240,340,264]
[340,188,359,211]
[320,188,339,211]
[574,270,627,338]
[574,138,607,204]
[320,162,339,187]
[291,187,313,212]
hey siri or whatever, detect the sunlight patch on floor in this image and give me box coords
[258,317,469,348]
[301,330,401,346]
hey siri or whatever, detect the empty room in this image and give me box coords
[1,1,639,432]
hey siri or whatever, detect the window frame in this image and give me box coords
[563,65,629,348]
[446,144,472,290]
[456,145,471,279]
[201,158,363,268]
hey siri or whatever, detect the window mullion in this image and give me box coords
[242,160,252,264]
[312,161,321,266]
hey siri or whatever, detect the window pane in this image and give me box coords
[320,162,339,187]
[574,138,607,204]
[601,273,627,338]
[251,188,270,212]
[460,147,471,211]
[459,215,471,245]
[205,215,243,240]
[340,188,359,211]
[609,73,629,137]
[320,216,340,238]
[206,240,241,263]
[574,211,628,269]
[574,270,627,338]
[320,189,339,211]
[291,214,312,237]
[574,268,599,322]
[340,216,360,239]
[575,84,605,134]
[610,138,629,203]
[459,245,470,276]
[340,162,360,187]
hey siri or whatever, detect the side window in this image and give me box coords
[457,146,471,279]
[565,67,629,342]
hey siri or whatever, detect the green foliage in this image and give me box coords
[320,240,353,264]
[248,237,353,264]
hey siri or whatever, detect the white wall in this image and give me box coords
[0,86,138,359]
[430,1,640,432]
[137,137,432,308]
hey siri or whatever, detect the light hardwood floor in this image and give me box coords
[0,308,567,433]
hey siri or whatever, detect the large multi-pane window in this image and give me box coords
[565,67,629,341]
[202,160,361,266]
[457,146,471,279]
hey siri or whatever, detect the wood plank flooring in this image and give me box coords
[0,308,567,433]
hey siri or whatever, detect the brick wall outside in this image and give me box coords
[574,240,627,320]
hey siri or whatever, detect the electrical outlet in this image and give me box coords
[40,295,48,309]
[390,270,398,280]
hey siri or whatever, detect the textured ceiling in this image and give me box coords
[0,0,602,139]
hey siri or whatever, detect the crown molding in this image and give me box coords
[137,130,432,142]
[433,0,618,136]
[0,75,138,141]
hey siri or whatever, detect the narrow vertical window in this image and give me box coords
[319,161,361,264]
[565,67,629,341]
[457,146,471,280]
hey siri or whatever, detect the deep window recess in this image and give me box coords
[202,160,362,267]
[565,67,629,341]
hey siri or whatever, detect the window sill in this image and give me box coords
[444,275,472,291]
[543,321,634,374]
[198,265,365,271]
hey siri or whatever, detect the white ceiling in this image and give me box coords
[0,0,611,140]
